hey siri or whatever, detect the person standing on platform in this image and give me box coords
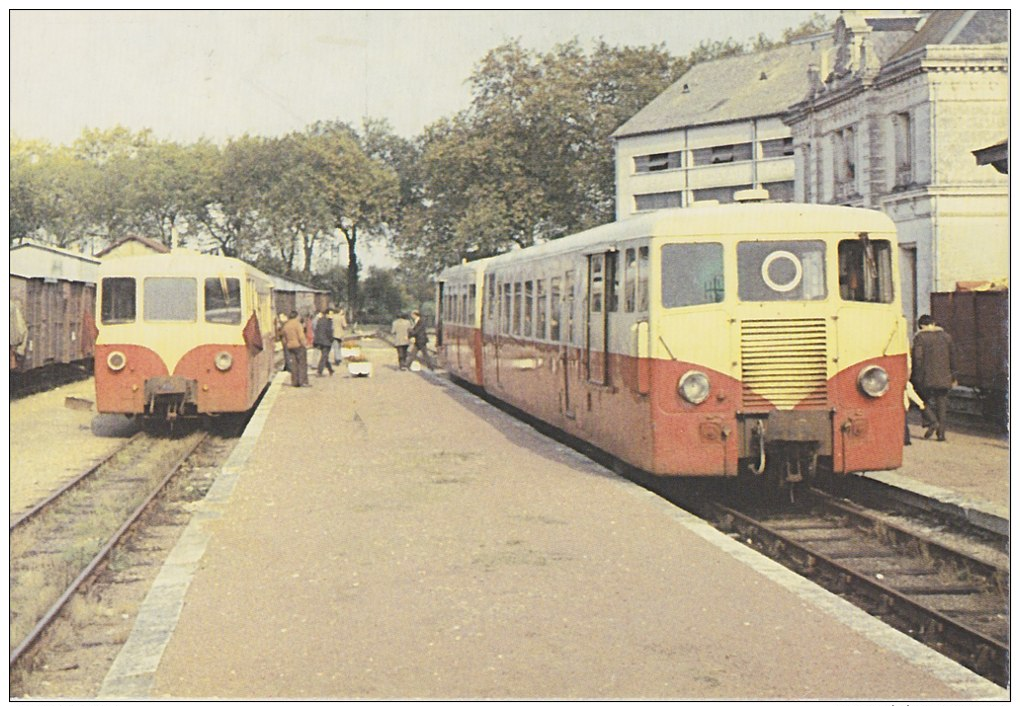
[314,308,335,377]
[391,312,411,370]
[911,314,957,441]
[276,312,291,372]
[281,310,310,387]
[406,310,436,371]
[332,306,348,364]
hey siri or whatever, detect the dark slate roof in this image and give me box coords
[888,10,1008,62]
[612,42,818,139]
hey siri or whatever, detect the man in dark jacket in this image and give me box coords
[910,314,957,441]
[406,310,436,371]
[313,309,335,377]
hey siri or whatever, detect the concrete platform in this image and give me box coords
[99,341,1007,700]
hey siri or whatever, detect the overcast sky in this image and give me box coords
[10,9,830,146]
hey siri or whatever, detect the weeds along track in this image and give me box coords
[9,430,208,665]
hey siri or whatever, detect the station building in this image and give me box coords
[612,10,1008,322]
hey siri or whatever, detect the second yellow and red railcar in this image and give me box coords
[94,250,276,420]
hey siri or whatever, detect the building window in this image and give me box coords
[762,181,795,203]
[635,151,681,173]
[634,191,682,211]
[692,184,751,204]
[833,125,857,200]
[893,112,913,188]
[692,142,753,166]
[761,137,794,159]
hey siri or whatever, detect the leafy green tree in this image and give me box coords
[304,120,400,318]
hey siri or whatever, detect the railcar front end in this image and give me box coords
[94,252,275,420]
[646,216,908,486]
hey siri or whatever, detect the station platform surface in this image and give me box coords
[99,340,1007,700]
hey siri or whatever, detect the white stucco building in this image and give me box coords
[611,38,829,219]
[784,10,1009,323]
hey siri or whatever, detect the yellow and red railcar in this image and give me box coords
[438,201,909,488]
[94,250,275,420]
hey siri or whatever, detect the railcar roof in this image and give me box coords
[96,249,271,281]
[460,203,895,275]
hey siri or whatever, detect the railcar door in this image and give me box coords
[552,271,575,418]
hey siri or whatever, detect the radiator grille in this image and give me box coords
[741,318,829,410]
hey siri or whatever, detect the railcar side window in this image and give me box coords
[145,277,197,321]
[737,241,825,302]
[637,246,649,312]
[501,283,511,335]
[624,248,637,313]
[606,252,619,312]
[590,255,604,313]
[536,279,547,340]
[101,277,137,324]
[486,274,496,322]
[513,282,522,336]
[524,281,534,337]
[468,284,476,326]
[838,237,894,303]
[661,243,724,308]
[549,277,561,341]
[205,277,242,324]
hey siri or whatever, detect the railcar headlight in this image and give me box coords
[857,365,889,398]
[678,371,711,405]
[214,351,233,372]
[107,351,127,371]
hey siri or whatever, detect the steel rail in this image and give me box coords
[10,432,145,531]
[808,488,1008,586]
[9,431,208,667]
[709,501,1008,687]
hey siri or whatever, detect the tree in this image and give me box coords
[391,39,688,272]
[304,120,400,319]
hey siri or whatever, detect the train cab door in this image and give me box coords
[586,253,610,386]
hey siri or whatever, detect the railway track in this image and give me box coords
[701,488,1009,687]
[9,430,209,666]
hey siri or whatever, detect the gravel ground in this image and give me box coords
[9,379,137,519]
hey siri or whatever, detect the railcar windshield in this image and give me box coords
[661,243,724,308]
[205,277,242,324]
[144,277,197,321]
[737,240,826,301]
[101,277,136,324]
[838,236,894,303]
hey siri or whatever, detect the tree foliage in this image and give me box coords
[11,14,833,298]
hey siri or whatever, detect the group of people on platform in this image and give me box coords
[277,306,434,388]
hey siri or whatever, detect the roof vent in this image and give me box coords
[734,188,770,203]
[682,83,690,93]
